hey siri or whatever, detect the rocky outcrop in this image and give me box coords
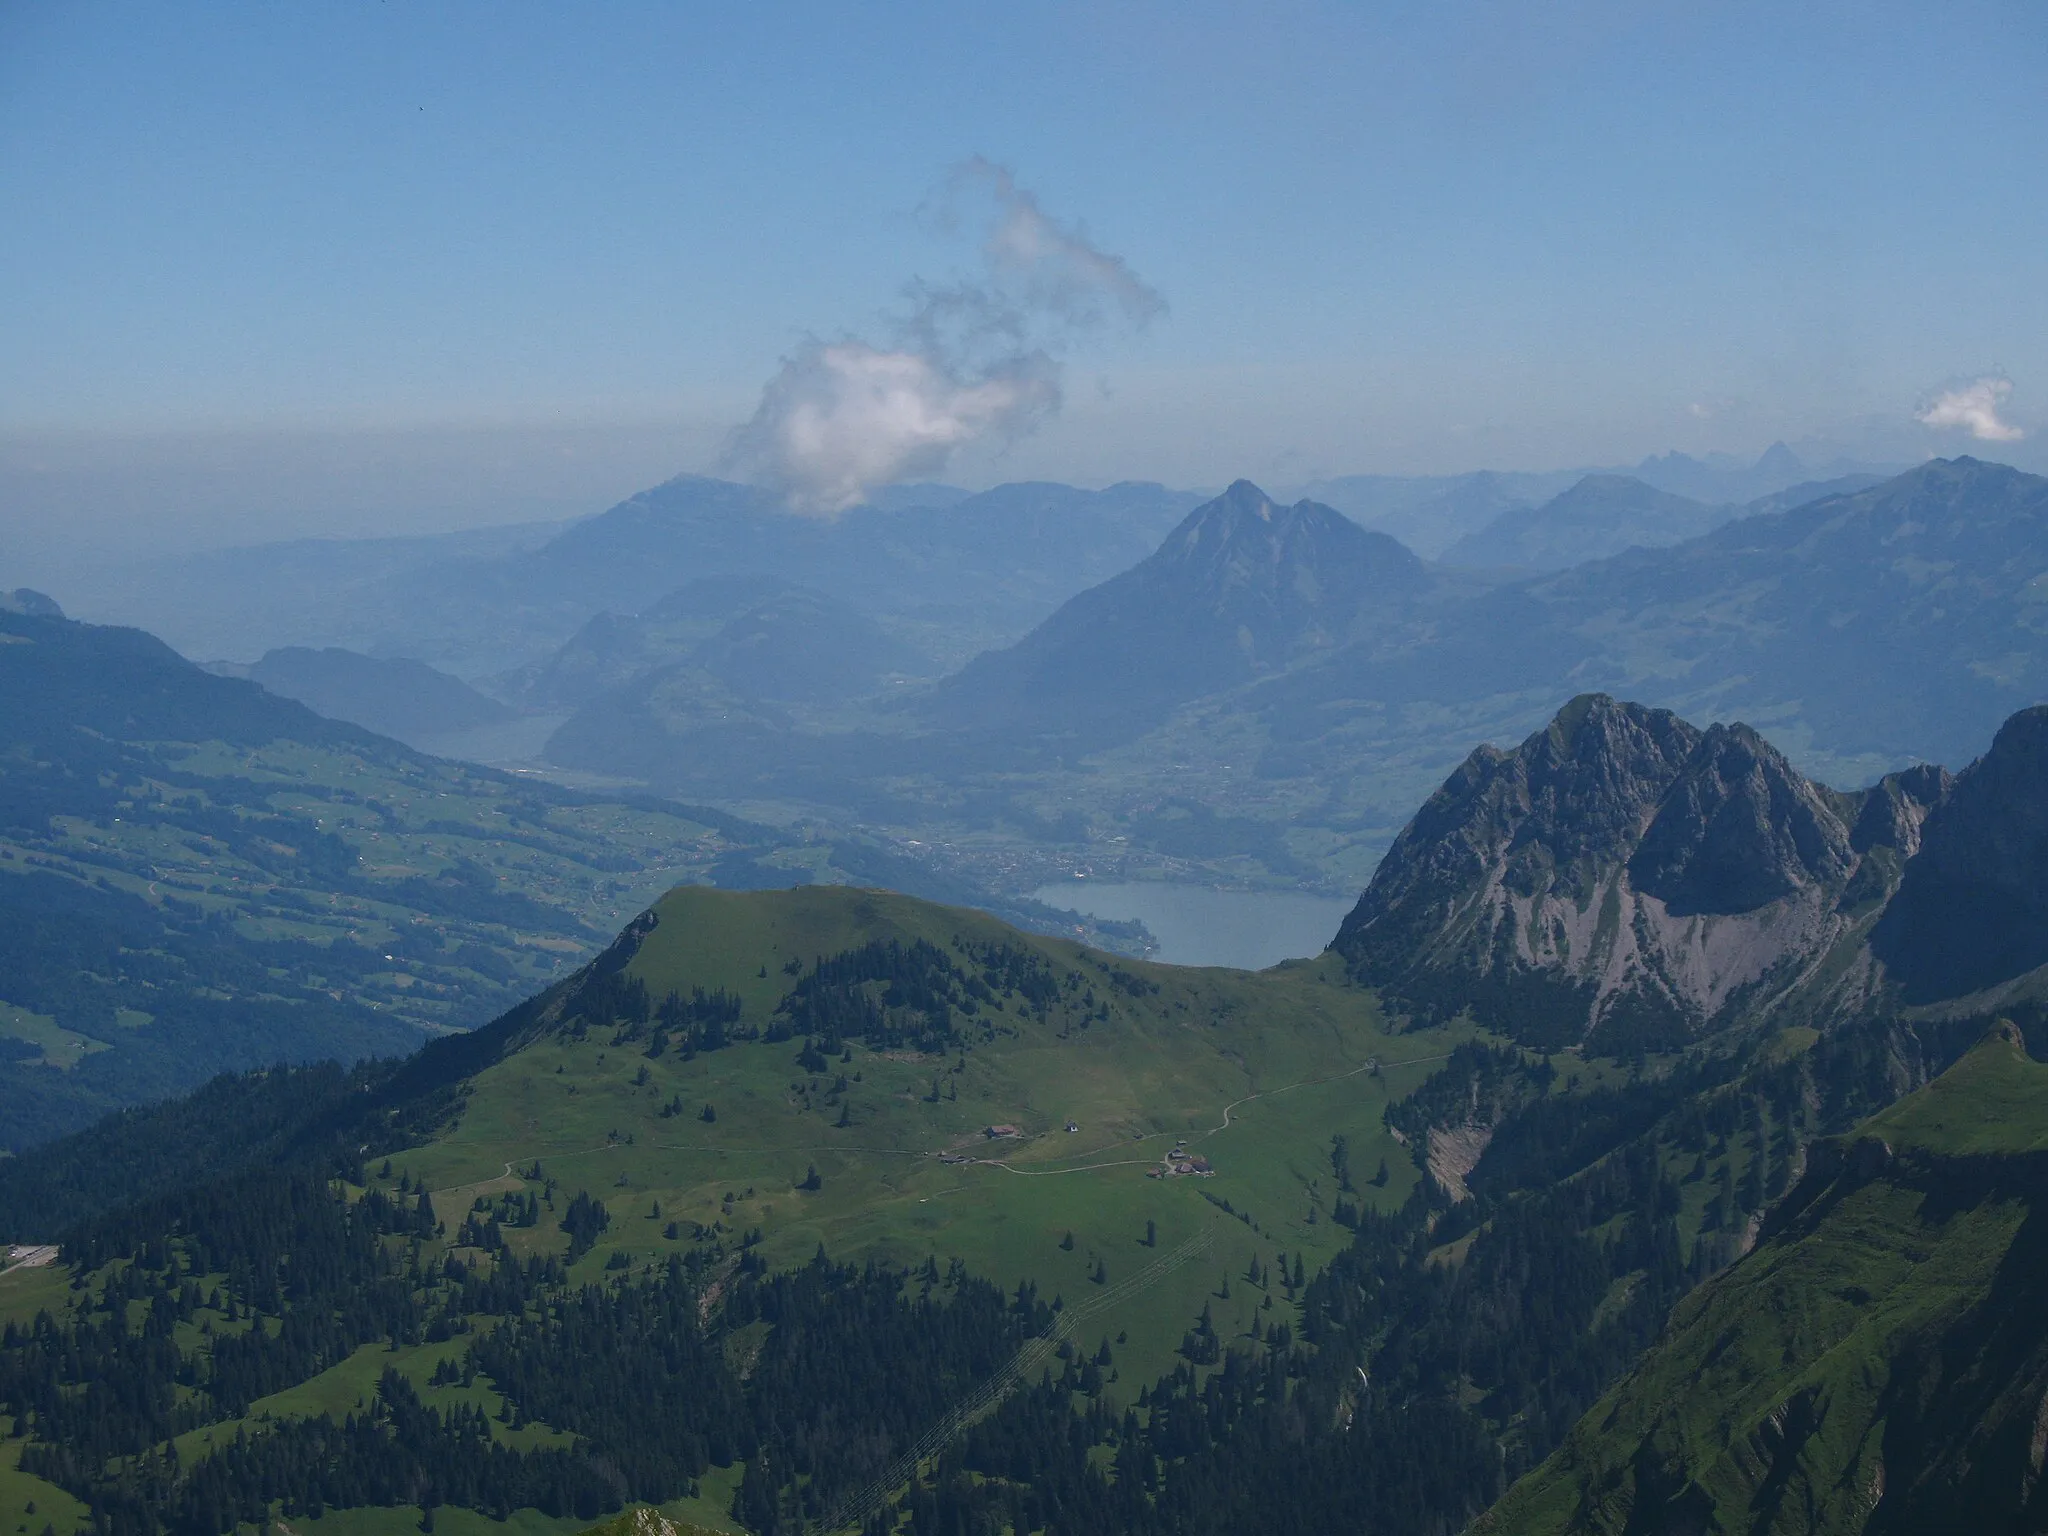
[1874,705,2048,1003]
[1335,695,1938,1051]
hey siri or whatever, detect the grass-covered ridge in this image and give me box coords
[0,884,1460,1535]
[407,884,1446,1400]
[1482,1022,2048,1535]
[3,882,2001,1536]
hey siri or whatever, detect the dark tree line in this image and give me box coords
[0,1158,1043,1536]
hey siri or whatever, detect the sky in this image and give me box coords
[3,0,2046,560]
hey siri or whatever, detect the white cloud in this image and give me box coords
[724,160,1161,514]
[727,344,1057,514]
[1917,376,2025,442]
[959,157,1165,330]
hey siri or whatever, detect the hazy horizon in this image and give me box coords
[5,1,2045,569]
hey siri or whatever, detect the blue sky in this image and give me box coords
[2,1,2045,548]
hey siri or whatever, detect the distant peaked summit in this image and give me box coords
[1146,480,1425,630]
[927,480,1433,744]
[1752,438,1805,479]
[1628,440,1810,502]
[0,588,62,618]
[1334,694,1945,1051]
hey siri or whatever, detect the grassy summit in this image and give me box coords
[401,884,1448,1398]
[0,883,1463,1536]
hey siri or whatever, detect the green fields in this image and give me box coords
[1,738,743,1038]
[400,886,1457,1396]
[0,883,1466,1536]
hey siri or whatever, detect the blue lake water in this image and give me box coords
[1029,881,1357,971]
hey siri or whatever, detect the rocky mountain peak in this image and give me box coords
[923,478,1436,746]
[1849,762,1951,858]
[1627,721,1857,916]
[1153,480,1424,599]
[1336,695,1882,1052]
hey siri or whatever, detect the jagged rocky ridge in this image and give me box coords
[1333,693,1962,1052]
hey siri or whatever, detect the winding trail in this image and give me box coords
[1201,1051,1455,1139]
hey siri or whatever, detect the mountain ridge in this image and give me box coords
[1331,691,1979,1053]
[1441,472,1728,571]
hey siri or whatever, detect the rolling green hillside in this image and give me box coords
[0,883,1465,1536]
[396,884,1446,1397]
[0,607,1146,1149]
[5,871,1985,1536]
[1483,1021,2048,1535]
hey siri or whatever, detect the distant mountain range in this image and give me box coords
[1440,473,1715,569]
[55,441,1896,682]
[506,577,933,714]
[508,456,2048,896]
[21,447,2023,901]
[69,479,1202,680]
[1294,440,1893,558]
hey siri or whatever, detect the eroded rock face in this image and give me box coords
[1874,705,2048,1003]
[1336,694,1922,1051]
[1851,763,1953,860]
[1628,723,1858,916]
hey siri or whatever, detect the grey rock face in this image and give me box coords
[1850,763,1952,859]
[1335,695,1903,1051]
[1627,723,1858,916]
[1874,706,2048,1002]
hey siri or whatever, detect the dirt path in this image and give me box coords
[1202,1050,1454,1139]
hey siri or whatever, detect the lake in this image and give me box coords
[1028,881,1357,971]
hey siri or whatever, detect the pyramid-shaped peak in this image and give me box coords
[1538,693,1696,766]
[1158,482,1424,587]
[1754,440,1805,474]
[1218,479,1278,514]
[1177,480,1378,540]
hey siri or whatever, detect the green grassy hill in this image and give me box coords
[399,884,1448,1397]
[0,607,1144,1148]
[3,875,2018,1536]
[1482,1021,2048,1535]
[0,883,1467,1536]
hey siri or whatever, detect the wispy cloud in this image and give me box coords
[724,159,1163,514]
[1917,376,2025,443]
